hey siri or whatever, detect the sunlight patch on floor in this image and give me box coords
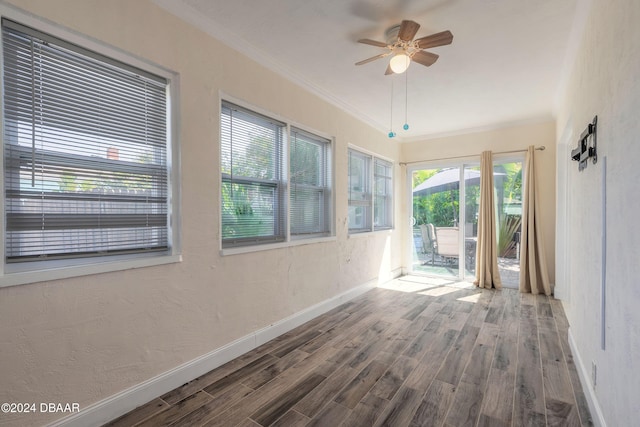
[457,293,482,303]
[418,286,463,297]
[379,275,452,292]
[403,276,453,285]
[378,280,436,293]
[380,275,476,295]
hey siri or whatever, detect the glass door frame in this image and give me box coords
[407,158,479,282]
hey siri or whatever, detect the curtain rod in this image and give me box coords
[399,146,545,166]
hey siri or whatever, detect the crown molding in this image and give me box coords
[152,0,388,135]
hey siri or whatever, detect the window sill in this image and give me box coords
[220,235,336,256]
[0,253,182,288]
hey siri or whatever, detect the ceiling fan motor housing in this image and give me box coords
[386,24,419,57]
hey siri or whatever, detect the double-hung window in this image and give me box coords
[290,127,331,237]
[374,158,393,229]
[348,148,393,233]
[221,102,286,247]
[348,149,372,233]
[220,101,333,249]
[1,18,176,276]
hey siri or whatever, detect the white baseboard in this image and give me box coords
[568,328,607,427]
[48,278,386,427]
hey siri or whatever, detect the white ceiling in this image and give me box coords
[155,0,579,141]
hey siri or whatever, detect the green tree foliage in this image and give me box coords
[412,163,523,257]
[221,134,281,239]
[291,138,320,186]
[59,171,78,192]
[412,169,437,188]
[495,162,522,258]
[412,169,479,227]
[497,213,521,258]
[495,162,522,205]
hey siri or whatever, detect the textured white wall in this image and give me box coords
[400,121,557,283]
[0,1,402,425]
[556,0,640,425]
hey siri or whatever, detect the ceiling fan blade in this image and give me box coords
[385,64,393,75]
[357,38,388,47]
[355,52,389,66]
[415,30,453,49]
[412,50,439,67]
[398,20,420,41]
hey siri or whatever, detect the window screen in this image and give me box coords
[2,19,170,262]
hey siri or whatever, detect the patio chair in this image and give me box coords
[420,224,437,265]
[435,226,459,265]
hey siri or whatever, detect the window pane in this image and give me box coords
[2,20,169,262]
[411,167,460,278]
[290,128,331,236]
[494,160,523,286]
[221,102,285,247]
[464,165,480,280]
[291,132,321,186]
[374,158,392,230]
[220,105,282,180]
[348,149,371,232]
[221,181,278,241]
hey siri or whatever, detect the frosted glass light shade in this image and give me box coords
[389,53,410,74]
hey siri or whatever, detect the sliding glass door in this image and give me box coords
[410,158,523,284]
[410,165,478,281]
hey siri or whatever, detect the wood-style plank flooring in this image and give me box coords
[104,276,592,427]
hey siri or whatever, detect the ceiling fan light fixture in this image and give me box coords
[389,53,410,74]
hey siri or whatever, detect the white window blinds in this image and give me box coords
[220,101,286,247]
[2,19,170,262]
[290,128,331,237]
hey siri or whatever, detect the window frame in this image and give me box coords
[0,7,181,288]
[348,147,394,234]
[219,96,335,254]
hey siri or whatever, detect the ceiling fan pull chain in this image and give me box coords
[388,77,396,138]
[404,69,410,131]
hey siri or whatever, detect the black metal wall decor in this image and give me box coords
[571,115,597,171]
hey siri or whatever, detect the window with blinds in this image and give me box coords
[348,148,393,233]
[290,128,331,237]
[220,101,286,248]
[374,158,393,230]
[348,149,372,233]
[2,19,171,262]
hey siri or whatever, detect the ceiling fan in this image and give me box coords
[355,20,453,75]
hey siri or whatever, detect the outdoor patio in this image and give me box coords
[412,229,520,288]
